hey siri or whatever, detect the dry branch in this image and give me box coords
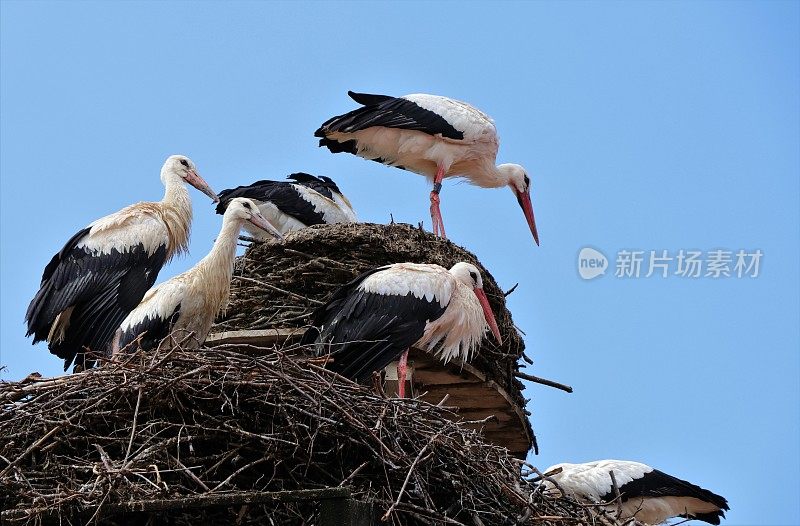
[2,345,597,526]
[213,222,544,446]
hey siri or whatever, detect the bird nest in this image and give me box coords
[212,222,537,447]
[1,346,603,525]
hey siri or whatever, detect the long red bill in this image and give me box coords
[517,190,539,246]
[473,287,502,345]
[187,169,220,203]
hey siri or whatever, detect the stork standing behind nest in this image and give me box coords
[215,173,357,239]
[25,155,219,371]
[542,460,730,525]
[315,91,538,243]
[114,198,282,353]
[301,261,502,397]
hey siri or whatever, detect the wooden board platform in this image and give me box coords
[205,329,532,457]
[206,328,304,347]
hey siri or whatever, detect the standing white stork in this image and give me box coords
[315,91,538,244]
[114,198,282,353]
[25,155,219,371]
[215,173,357,239]
[542,460,730,525]
[301,262,503,397]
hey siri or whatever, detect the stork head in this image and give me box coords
[498,163,539,246]
[162,155,219,203]
[449,262,502,345]
[224,197,283,240]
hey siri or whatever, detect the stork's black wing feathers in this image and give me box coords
[118,304,182,353]
[39,227,91,285]
[602,469,729,525]
[347,91,394,106]
[302,267,448,383]
[26,238,167,371]
[315,91,464,145]
[215,180,277,213]
[317,176,344,195]
[215,179,327,226]
[286,172,343,200]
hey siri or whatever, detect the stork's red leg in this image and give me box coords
[397,349,409,398]
[429,166,447,238]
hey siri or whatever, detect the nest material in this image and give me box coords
[214,222,533,445]
[1,346,601,525]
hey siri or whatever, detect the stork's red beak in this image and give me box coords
[187,169,220,203]
[248,211,284,241]
[516,189,539,246]
[473,287,502,345]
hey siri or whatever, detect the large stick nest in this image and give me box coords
[213,222,534,445]
[1,346,602,525]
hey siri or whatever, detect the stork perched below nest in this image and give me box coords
[212,222,545,455]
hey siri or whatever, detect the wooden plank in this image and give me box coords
[454,410,516,424]
[320,497,376,526]
[405,348,533,455]
[205,328,304,347]
[2,488,354,522]
[419,391,508,410]
[413,369,480,385]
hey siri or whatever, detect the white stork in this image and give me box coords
[25,155,218,371]
[301,262,503,397]
[114,198,282,353]
[215,173,357,239]
[315,91,538,244]
[542,460,729,525]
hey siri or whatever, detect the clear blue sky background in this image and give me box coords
[2,2,798,524]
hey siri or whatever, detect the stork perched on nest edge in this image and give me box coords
[301,261,502,397]
[114,198,282,354]
[542,459,730,525]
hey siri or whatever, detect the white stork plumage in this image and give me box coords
[114,198,282,353]
[315,91,538,244]
[301,261,503,397]
[542,460,729,525]
[215,173,357,239]
[25,155,219,371]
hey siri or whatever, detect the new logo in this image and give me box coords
[578,247,608,280]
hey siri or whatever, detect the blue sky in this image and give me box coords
[1,1,798,524]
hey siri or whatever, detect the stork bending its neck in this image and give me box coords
[316,91,539,244]
[115,198,282,353]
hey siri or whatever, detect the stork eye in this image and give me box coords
[523,174,530,187]
[243,202,251,210]
[179,159,189,167]
[469,271,478,284]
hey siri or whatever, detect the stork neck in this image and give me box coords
[190,215,243,314]
[160,172,193,258]
[470,163,510,189]
[490,165,511,188]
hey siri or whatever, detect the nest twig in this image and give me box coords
[214,222,538,447]
[1,345,595,525]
